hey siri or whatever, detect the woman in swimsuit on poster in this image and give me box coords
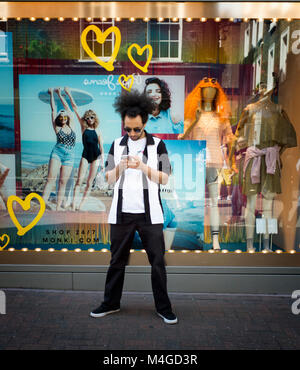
[42,87,77,211]
[65,87,104,211]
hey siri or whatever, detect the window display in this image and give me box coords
[0,3,299,260]
[234,85,297,251]
[181,77,234,250]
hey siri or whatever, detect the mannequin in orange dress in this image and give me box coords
[180,78,234,250]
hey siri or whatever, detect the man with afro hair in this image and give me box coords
[90,90,178,324]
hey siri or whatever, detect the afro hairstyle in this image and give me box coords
[113,89,156,124]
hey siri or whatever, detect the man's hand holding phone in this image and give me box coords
[121,155,145,171]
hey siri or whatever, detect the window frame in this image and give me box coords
[147,18,183,62]
[79,18,115,62]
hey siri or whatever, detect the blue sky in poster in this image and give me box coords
[19,74,122,145]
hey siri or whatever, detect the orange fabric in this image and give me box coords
[184,78,231,124]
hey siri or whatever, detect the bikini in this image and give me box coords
[50,127,76,166]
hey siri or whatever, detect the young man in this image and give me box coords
[90,91,178,324]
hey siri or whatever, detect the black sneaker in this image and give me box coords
[157,311,178,324]
[90,305,120,318]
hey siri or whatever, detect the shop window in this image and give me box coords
[244,24,250,57]
[79,19,115,61]
[147,19,182,61]
[267,42,275,91]
[280,27,290,80]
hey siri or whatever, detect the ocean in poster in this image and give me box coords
[0,104,14,149]
[21,141,112,169]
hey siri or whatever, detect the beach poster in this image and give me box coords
[1,73,204,251]
[7,74,122,250]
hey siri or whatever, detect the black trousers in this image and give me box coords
[102,213,172,313]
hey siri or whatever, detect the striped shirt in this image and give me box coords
[105,131,171,224]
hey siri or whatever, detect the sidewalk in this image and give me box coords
[0,288,299,350]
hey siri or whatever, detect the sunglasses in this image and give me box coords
[59,115,68,119]
[124,127,143,133]
[203,77,217,84]
[86,116,95,120]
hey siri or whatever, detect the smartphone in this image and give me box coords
[121,155,135,162]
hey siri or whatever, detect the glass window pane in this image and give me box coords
[87,40,93,51]
[170,25,179,41]
[83,49,89,58]
[94,41,102,56]
[86,33,94,42]
[150,25,159,41]
[160,42,169,58]
[104,41,112,57]
[170,42,178,58]
[151,41,159,58]
[103,23,113,32]
[160,25,169,40]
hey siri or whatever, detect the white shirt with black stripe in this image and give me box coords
[105,131,171,225]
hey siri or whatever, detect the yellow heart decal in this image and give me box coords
[81,25,121,72]
[0,234,10,251]
[7,193,45,236]
[118,74,134,92]
[127,43,153,73]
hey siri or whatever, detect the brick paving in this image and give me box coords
[0,288,300,350]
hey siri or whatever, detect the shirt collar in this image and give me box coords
[149,112,162,120]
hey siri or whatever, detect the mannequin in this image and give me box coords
[234,86,297,251]
[180,78,234,250]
